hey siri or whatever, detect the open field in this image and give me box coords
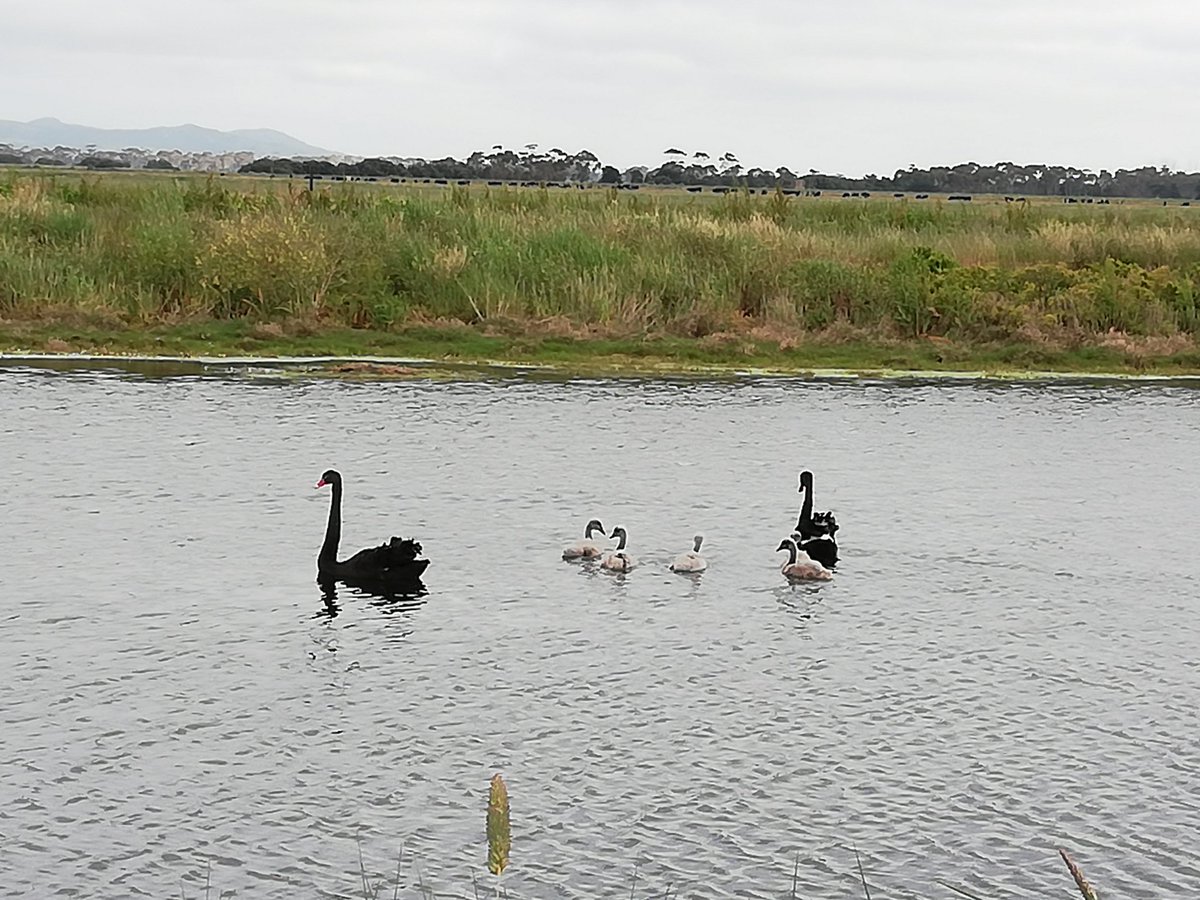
[3,168,1200,373]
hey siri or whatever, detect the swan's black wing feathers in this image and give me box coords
[360,537,423,568]
[342,536,425,574]
[385,536,423,565]
[795,510,839,540]
[798,535,838,568]
[812,511,839,536]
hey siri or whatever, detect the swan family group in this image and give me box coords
[559,469,840,581]
[314,468,842,589]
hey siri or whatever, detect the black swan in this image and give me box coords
[670,534,708,573]
[795,470,840,539]
[793,470,839,568]
[601,526,637,572]
[776,538,833,581]
[316,469,429,585]
[562,519,607,560]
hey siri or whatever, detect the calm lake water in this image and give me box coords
[2,361,1199,899]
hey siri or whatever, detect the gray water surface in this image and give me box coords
[2,366,1199,899]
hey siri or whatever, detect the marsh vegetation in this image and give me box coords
[3,171,1200,372]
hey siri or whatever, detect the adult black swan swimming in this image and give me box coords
[795,470,839,540]
[792,470,839,568]
[316,469,429,585]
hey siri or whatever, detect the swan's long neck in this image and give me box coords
[319,481,342,566]
[783,542,798,567]
[797,481,813,529]
[615,530,627,551]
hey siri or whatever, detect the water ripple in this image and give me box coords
[2,370,1199,897]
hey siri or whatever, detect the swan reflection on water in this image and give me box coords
[316,576,429,621]
[772,580,827,626]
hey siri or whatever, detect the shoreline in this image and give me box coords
[5,310,1200,384]
[5,348,1200,384]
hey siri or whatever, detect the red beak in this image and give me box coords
[315,479,327,489]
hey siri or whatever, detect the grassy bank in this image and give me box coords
[8,317,1200,377]
[4,171,1200,374]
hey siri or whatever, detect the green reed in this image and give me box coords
[3,171,1200,345]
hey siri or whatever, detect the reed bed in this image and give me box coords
[3,171,1200,350]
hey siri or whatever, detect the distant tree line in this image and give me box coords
[241,145,605,184]
[3,138,1197,198]
[182,146,1200,200]
[807,162,1200,200]
[78,156,131,170]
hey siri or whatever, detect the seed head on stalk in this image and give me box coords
[487,774,511,876]
[1059,848,1098,900]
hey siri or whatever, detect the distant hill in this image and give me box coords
[0,117,333,156]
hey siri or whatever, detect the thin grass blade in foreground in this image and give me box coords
[1059,848,1098,900]
[853,846,872,900]
[487,773,511,875]
[356,831,373,900]
[935,879,990,899]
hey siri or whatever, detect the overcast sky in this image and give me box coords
[4,0,1198,174]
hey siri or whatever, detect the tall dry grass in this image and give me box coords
[3,171,1200,342]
